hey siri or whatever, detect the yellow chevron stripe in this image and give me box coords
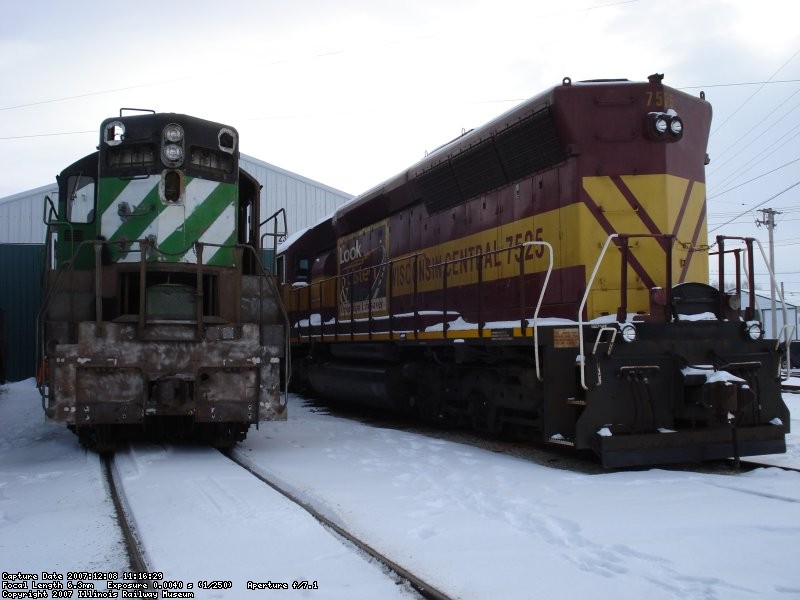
[582,174,709,303]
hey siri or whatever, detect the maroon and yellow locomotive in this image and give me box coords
[279,75,789,467]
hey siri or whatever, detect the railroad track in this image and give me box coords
[730,458,800,474]
[103,446,454,600]
[223,449,453,600]
[102,454,150,573]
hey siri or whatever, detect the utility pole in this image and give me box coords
[755,208,780,337]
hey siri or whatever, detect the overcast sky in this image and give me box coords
[1,0,799,294]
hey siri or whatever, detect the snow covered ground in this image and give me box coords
[0,380,127,573]
[112,444,418,598]
[1,378,799,599]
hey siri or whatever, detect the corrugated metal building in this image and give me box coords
[240,154,351,237]
[0,154,352,380]
[0,183,57,244]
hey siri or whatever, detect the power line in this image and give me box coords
[708,179,800,233]
[0,130,95,140]
[1,0,642,115]
[710,46,800,136]
[708,90,800,176]
[708,156,800,200]
[680,79,800,89]
[711,129,800,194]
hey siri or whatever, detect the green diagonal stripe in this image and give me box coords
[207,230,237,266]
[97,177,133,214]
[156,182,236,258]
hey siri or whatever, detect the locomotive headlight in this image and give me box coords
[746,322,763,340]
[163,123,184,143]
[163,144,184,162]
[647,112,683,141]
[620,324,637,343]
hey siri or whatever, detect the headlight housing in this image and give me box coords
[726,293,741,311]
[646,111,684,141]
[163,123,184,143]
[163,144,184,163]
[620,324,637,343]
[745,322,763,340]
[162,123,185,167]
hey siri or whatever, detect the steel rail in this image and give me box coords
[102,454,151,573]
[224,449,455,600]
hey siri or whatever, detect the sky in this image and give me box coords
[1,0,800,294]
[2,378,799,599]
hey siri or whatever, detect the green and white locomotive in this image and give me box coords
[38,111,288,449]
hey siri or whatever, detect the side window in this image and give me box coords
[66,175,96,223]
[297,257,310,282]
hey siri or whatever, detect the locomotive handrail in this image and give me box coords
[578,233,676,391]
[41,194,78,269]
[578,234,618,391]
[41,236,292,408]
[35,237,120,408]
[715,236,757,321]
[590,327,619,387]
[259,208,288,274]
[243,241,293,399]
[752,238,792,381]
[717,236,792,380]
[523,241,554,382]
[194,240,293,397]
[288,241,553,360]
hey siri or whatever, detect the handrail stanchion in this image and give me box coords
[752,238,793,381]
[442,258,449,339]
[578,234,619,391]
[388,262,394,340]
[138,239,148,337]
[413,256,420,338]
[518,246,526,334]
[477,250,484,336]
[94,241,103,329]
[522,241,554,383]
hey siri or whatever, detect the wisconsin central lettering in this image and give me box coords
[390,236,538,293]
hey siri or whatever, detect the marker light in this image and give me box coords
[104,121,125,146]
[669,117,683,136]
[218,128,237,154]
